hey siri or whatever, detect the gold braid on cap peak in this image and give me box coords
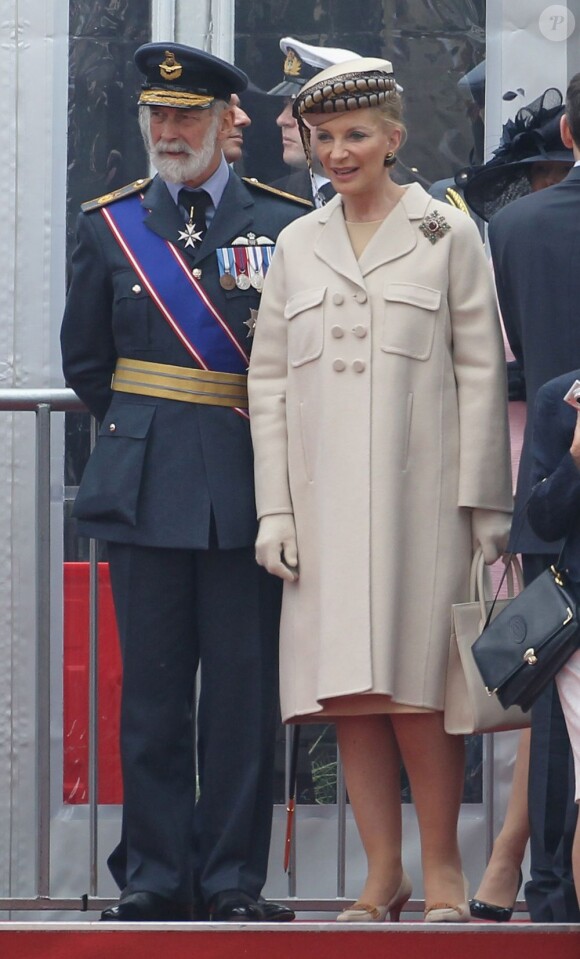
[292,67,399,178]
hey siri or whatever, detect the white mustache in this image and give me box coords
[153,140,194,155]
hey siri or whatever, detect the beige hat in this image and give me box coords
[293,57,398,118]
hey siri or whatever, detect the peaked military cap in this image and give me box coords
[268,37,359,97]
[134,42,248,110]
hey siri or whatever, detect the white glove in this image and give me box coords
[255,514,299,582]
[471,508,512,565]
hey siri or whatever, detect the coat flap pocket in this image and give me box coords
[99,403,156,440]
[284,287,326,320]
[384,283,441,311]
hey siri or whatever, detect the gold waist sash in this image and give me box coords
[111,358,248,408]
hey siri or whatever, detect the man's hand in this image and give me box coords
[471,508,512,565]
[255,514,299,582]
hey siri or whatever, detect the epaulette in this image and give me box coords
[81,177,153,212]
[445,187,471,217]
[242,177,313,208]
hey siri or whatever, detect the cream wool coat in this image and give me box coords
[248,184,512,722]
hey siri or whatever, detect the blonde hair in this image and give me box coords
[376,93,407,149]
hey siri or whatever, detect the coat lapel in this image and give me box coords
[359,183,432,277]
[314,197,365,289]
[314,183,434,283]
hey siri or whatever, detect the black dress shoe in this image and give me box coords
[258,897,296,921]
[208,889,265,921]
[100,890,194,922]
[469,869,523,922]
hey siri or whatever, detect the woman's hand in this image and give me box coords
[255,514,299,582]
[570,410,580,468]
[471,508,512,564]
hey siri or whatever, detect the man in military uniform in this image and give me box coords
[268,37,359,205]
[61,42,309,923]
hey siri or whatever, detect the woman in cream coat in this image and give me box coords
[248,59,513,923]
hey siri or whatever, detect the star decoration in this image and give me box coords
[177,221,204,248]
[244,309,258,338]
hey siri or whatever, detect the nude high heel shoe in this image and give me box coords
[336,871,412,923]
[424,874,470,923]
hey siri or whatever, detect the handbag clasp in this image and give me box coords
[523,648,538,665]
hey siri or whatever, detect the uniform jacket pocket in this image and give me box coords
[285,287,326,368]
[72,403,156,527]
[381,283,441,361]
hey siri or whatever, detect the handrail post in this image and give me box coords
[35,403,52,897]
[88,416,99,896]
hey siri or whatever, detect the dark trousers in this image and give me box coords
[523,553,580,922]
[106,539,281,905]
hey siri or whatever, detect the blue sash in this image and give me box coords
[101,195,249,375]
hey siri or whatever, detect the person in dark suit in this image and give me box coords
[527,370,580,907]
[488,72,580,923]
[61,42,309,924]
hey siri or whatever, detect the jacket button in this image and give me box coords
[331,325,344,338]
[332,358,346,372]
[131,284,142,294]
[354,291,367,304]
[109,423,116,432]
[353,325,367,338]
[332,292,344,305]
[192,268,202,279]
[352,359,366,373]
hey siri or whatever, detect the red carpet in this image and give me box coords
[1,922,579,959]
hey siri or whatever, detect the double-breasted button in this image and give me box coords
[332,358,346,372]
[354,291,367,304]
[353,325,367,338]
[109,423,116,432]
[131,284,142,294]
[332,292,344,305]
[331,325,344,338]
[352,359,366,373]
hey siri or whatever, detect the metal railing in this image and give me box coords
[0,388,503,915]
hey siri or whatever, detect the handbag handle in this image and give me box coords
[469,547,524,628]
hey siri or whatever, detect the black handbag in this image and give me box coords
[471,563,580,712]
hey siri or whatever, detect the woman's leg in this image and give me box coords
[391,711,465,910]
[335,715,405,906]
[473,728,530,907]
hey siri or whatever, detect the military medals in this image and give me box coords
[233,247,251,289]
[217,247,237,290]
[248,247,264,291]
[216,236,275,292]
[420,209,451,245]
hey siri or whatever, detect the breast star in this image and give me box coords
[244,309,259,338]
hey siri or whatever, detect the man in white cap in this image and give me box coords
[269,37,359,204]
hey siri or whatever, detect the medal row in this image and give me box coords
[217,245,275,291]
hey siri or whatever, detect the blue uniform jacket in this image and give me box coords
[528,370,580,581]
[61,171,307,549]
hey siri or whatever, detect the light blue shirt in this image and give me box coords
[164,153,230,224]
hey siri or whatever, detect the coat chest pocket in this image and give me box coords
[72,404,156,527]
[285,287,326,368]
[112,269,153,351]
[381,283,441,360]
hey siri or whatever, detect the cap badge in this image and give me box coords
[420,209,451,245]
[284,49,303,78]
[159,51,183,81]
